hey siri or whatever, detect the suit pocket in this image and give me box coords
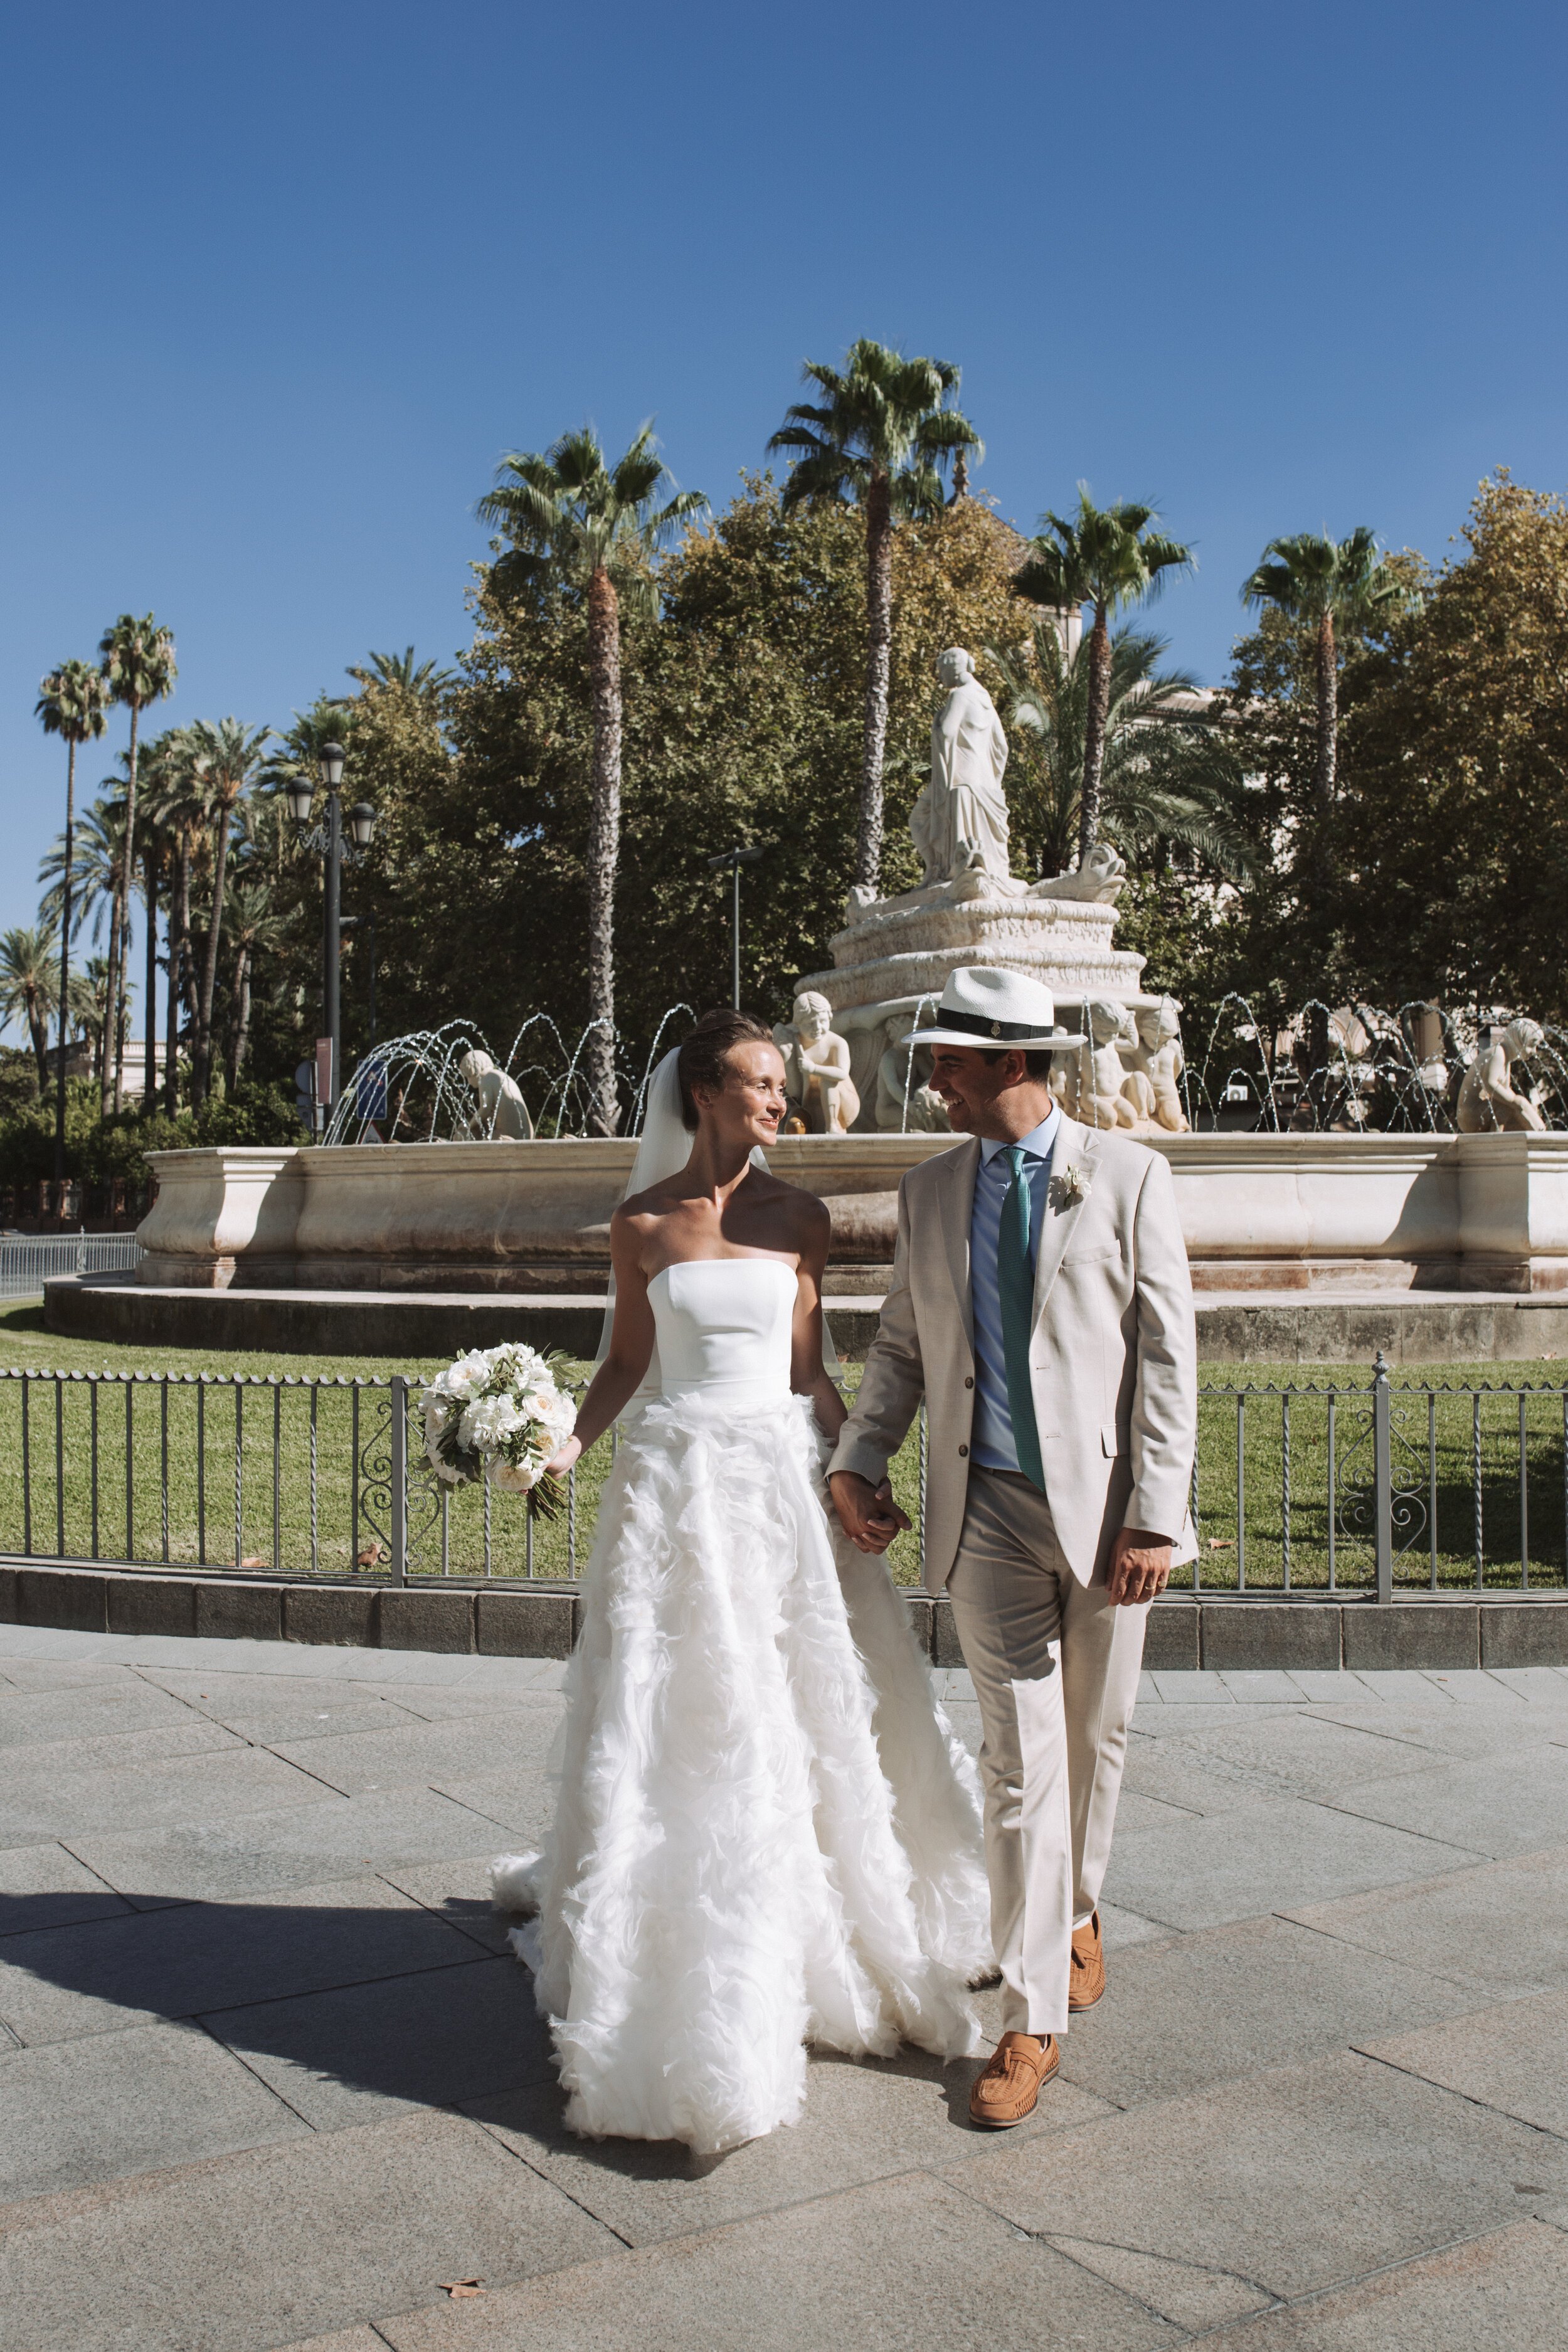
[1063,1246,1120,1268]
[1101,1423,1126,1457]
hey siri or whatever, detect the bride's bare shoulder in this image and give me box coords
[748,1170,830,1243]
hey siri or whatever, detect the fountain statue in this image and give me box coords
[1121,996,1189,1133]
[773,991,861,1134]
[909,648,1012,891]
[873,1034,950,1133]
[1457,1019,1548,1133]
[1032,841,1128,904]
[458,1049,534,1140]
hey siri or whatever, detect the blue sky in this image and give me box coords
[3,0,1564,1030]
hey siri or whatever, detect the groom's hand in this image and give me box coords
[1109,1527,1172,1606]
[830,1471,912,1555]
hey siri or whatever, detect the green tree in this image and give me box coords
[223,879,288,1087]
[34,659,109,1179]
[1014,491,1193,864]
[0,928,61,1093]
[98,613,176,1113]
[185,719,271,1106]
[476,425,706,1134]
[1242,527,1413,829]
[987,621,1252,882]
[768,340,982,894]
[346,646,453,696]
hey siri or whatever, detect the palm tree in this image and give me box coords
[40,793,129,958]
[1014,490,1194,866]
[768,341,982,894]
[35,660,109,1179]
[0,928,61,1093]
[223,879,288,1088]
[1241,527,1412,818]
[477,425,706,1135]
[347,647,453,696]
[98,614,176,1113]
[987,623,1253,882]
[185,719,270,1106]
[71,960,110,1084]
[142,728,213,1109]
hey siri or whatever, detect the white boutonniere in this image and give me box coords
[1049,1162,1090,1213]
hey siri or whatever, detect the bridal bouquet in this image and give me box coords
[419,1342,578,1518]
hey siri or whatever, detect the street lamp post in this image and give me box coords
[287,742,376,1125]
[705,845,766,1011]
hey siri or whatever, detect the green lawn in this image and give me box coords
[0,1305,1559,1592]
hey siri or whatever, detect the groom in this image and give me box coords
[829,966,1196,2126]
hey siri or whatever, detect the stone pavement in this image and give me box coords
[1,1628,1566,2352]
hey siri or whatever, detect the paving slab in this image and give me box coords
[0,2018,304,2201]
[1103,1793,1483,1930]
[0,1840,129,1933]
[134,1669,433,1744]
[429,1767,556,1839]
[376,1856,522,1954]
[1359,1986,1568,2136]
[1327,1745,1568,1858]
[1154,1712,1451,1805]
[203,1950,554,2127]
[939,2049,1568,2301]
[3,1717,246,1782]
[0,1740,334,1843]
[0,1872,482,2045]
[465,2049,1115,2247]
[269,1708,560,1796]
[1298,1698,1568,1763]
[0,1676,204,1745]
[65,1784,516,1902]
[1046,2235,1275,2331]
[1195,2217,1568,2349]
[0,2108,615,2352]
[1060,1914,1493,2107]
[1281,1844,1568,1993]
[371,2169,1172,2352]
[1218,1671,1307,1702]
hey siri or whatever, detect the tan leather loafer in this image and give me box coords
[968,2032,1059,2127]
[1069,1910,1105,2011]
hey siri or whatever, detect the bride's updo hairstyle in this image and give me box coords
[677,1009,776,1130]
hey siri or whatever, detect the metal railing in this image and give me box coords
[0,1234,144,1299]
[0,1352,1562,1596]
[1191,1353,1567,1596]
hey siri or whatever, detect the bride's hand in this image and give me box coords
[544,1435,583,1479]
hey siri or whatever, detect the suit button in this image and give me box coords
[964,1375,974,1389]
[958,1444,968,1458]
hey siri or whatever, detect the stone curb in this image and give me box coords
[3,1560,1567,1668]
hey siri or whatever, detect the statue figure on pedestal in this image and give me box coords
[1073,999,1143,1131]
[773,992,861,1133]
[1121,997,1189,1133]
[1456,1019,1547,1133]
[1030,840,1128,904]
[458,1049,533,1140]
[909,649,1012,890]
[874,1033,950,1133]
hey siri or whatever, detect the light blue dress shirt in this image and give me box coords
[969,1107,1060,1475]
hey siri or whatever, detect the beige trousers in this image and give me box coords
[945,1468,1147,2037]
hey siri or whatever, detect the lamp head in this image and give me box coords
[348,802,376,849]
[317,740,346,790]
[284,775,315,827]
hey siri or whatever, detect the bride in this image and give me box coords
[492,1008,992,2154]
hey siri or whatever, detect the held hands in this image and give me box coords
[829,1471,912,1555]
[1108,1526,1172,1606]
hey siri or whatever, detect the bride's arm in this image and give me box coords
[790,1197,846,1441]
[544,1210,655,1473]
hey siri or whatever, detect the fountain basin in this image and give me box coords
[125,1130,1568,1300]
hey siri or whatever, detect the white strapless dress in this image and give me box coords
[492,1258,992,2154]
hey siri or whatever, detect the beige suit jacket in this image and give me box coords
[827,1116,1198,1592]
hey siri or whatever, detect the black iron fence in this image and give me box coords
[0,1353,1562,1596]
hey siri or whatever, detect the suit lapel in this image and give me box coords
[938,1136,981,1352]
[1032,1115,1100,1328]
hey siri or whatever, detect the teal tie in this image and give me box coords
[998,1146,1046,1493]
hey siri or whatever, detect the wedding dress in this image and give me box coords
[492,1254,993,2155]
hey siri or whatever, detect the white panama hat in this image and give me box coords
[903,966,1086,1052]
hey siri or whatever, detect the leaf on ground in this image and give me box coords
[240,1554,269,1569]
[439,2280,486,2298]
[357,1542,385,1566]
[1206,1537,1234,1550]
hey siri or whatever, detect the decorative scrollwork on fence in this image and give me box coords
[1335,1391,1431,1562]
[357,1392,397,1565]
[1387,1396,1433,1558]
[357,1387,443,1574]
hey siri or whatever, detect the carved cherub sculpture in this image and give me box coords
[773,992,861,1134]
[1078,999,1143,1131]
[1121,997,1189,1133]
[874,1034,950,1133]
[1456,1019,1547,1133]
[458,1049,533,1140]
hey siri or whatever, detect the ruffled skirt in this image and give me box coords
[492,1391,992,2154]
